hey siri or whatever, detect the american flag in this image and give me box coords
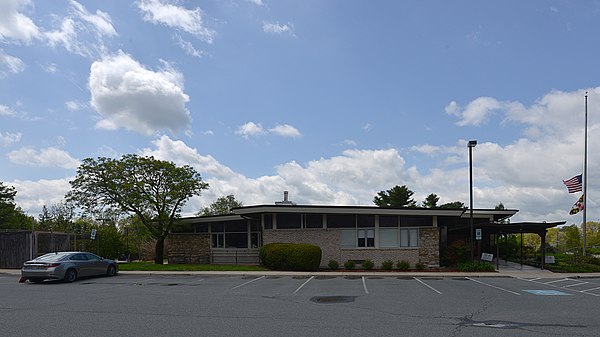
[563,174,582,193]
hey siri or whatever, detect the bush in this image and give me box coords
[328,260,339,270]
[415,261,426,270]
[344,260,355,270]
[456,261,496,272]
[362,260,375,270]
[445,240,471,264]
[381,260,394,270]
[397,260,410,271]
[259,243,322,271]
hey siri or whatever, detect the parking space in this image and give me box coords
[2,274,600,336]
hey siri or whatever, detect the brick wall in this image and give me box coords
[419,228,440,268]
[263,228,436,268]
[167,233,210,264]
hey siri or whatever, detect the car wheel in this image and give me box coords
[106,265,117,277]
[30,278,44,283]
[64,269,77,283]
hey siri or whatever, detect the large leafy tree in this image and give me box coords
[439,201,465,209]
[422,193,440,208]
[0,181,36,230]
[373,185,416,208]
[66,154,208,264]
[199,194,243,216]
[0,182,17,225]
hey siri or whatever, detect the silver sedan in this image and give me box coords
[21,252,118,283]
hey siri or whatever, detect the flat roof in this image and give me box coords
[232,204,466,217]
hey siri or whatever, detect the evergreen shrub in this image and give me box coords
[259,243,322,271]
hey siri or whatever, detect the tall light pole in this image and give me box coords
[468,140,477,261]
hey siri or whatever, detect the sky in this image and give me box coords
[1,0,600,224]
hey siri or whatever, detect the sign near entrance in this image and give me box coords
[90,229,97,240]
[481,253,493,262]
[475,228,482,240]
[545,256,555,264]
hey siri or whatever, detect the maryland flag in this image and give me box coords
[569,194,585,215]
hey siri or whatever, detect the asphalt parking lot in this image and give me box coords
[1,273,599,337]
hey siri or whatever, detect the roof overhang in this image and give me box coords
[178,214,245,223]
[479,221,566,235]
[461,209,519,221]
[232,205,465,217]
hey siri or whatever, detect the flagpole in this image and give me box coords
[583,92,588,256]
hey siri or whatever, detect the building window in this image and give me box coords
[379,228,419,248]
[357,229,375,247]
[327,214,356,228]
[304,214,323,228]
[276,213,302,229]
[264,214,273,229]
[400,216,433,227]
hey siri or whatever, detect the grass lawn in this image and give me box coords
[117,261,267,272]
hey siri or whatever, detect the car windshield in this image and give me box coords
[34,253,72,262]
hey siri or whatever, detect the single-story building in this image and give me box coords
[168,193,556,268]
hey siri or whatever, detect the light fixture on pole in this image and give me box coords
[468,140,477,261]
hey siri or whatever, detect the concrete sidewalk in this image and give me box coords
[2,266,600,279]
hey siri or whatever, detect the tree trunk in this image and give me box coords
[154,238,165,264]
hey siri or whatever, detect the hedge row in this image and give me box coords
[259,243,322,271]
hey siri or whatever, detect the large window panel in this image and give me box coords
[400,229,409,247]
[409,229,419,247]
[357,214,375,228]
[327,214,356,228]
[226,233,248,248]
[357,229,374,247]
[341,229,356,248]
[379,215,398,227]
[277,213,302,229]
[304,214,323,228]
[400,216,433,227]
[379,228,399,248]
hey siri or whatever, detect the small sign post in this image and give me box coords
[481,253,493,262]
[90,229,97,240]
[475,228,482,240]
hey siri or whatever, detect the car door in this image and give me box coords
[84,253,106,276]
[69,253,91,277]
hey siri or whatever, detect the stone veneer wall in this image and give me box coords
[263,229,436,268]
[418,228,440,268]
[167,233,210,264]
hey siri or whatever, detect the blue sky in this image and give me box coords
[1,0,599,223]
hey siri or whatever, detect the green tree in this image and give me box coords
[66,154,209,264]
[373,185,416,208]
[439,201,465,209]
[564,224,582,252]
[0,182,17,227]
[422,193,440,208]
[199,194,243,216]
[495,202,506,210]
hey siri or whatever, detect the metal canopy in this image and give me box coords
[478,221,566,235]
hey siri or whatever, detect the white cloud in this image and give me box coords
[269,124,301,138]
[8,146,80,169]
[263,21,294,35]
[89,50,191,135]
[236,122,265,138]
[0,49,25,77]
[0,0,40,44]
[173,34,205,58]
[362,123,373,132]
[247,0,264,5]
[0,104,16,117]
[445,96,503,126]
[137,0,216,43]
[40,62,57,73]
[44,1,116,58]
[0,132,22,147]
[11,178,72,215]
[65,100,86,111]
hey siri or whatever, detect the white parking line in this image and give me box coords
[413,277,442,295]
[293,276,314,294]
[544,278,571,285]
[231,276,265,289]
[466,277,521,296]
[362,277,369,294]
[515,277,600,297]
[582,286,600,293]
[564,282,589,288]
